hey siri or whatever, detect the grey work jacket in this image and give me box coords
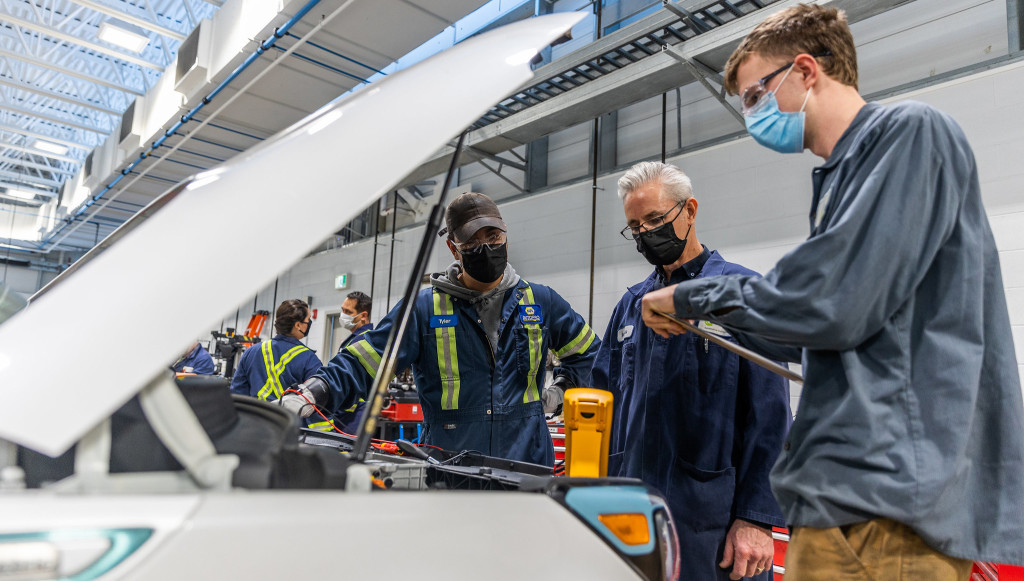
[671,101,1024,565]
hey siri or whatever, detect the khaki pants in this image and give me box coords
[785,518,973,581]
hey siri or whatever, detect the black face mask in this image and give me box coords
[461,243,507,283]
[636,222,691,266]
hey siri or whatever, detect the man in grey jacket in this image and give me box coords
[641,5,1024,581]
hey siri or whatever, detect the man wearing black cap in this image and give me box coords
[280,192,600,465]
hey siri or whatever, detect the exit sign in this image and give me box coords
[335,274,349,290]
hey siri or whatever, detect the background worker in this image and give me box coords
[593,161,789,581]
[231,299,332,431]
[338,290,373,351]
[335,290,373,431]
[278,192,600,465]
[641,5,1024,580]
[172,341,215,375]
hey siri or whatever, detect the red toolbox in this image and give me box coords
[548,420,565,461]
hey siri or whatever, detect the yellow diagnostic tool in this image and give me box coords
[563,388,613,477]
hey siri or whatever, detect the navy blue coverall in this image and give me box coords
[334,322,373,432]
[229,334,329,430]
[593,249,790,581]
[172,343,215,375]
[316,279,599,465]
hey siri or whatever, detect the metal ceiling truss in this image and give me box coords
[664,43,743,125]
[470,0,772,129]
[0,46,145,95]
[0,153,72,177]
[0,73,121,114]
[1,12,165,70]
[401,0,917,190]
[0,110,100,158]
[0,121,88,150]
[467,145,528,194]
[0,167,61,186]
[0,139,79,163]
[38,0,330,252]
[0,99,111,134]
[0,0,219,201]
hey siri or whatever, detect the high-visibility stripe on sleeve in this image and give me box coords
[555,323,597,359]
[345,339,381,379]
[519,285,543,404]
[306,420,335,432]
[343,398,364,413]
[434,290,460,410]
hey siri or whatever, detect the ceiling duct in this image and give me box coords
[118,96,148,153]
[83,140,112,191]
[83,151,94,180]
[174,20,214,101]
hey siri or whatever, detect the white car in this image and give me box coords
[0,13,679,581]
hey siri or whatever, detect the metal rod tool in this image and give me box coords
[652,309,803,383]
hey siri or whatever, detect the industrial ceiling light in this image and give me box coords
[3,188,40,200]
[97,19,150,53]
[31,140,69,156]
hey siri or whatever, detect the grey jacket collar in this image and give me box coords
[429,261,521,302]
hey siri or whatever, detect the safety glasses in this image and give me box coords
[457,230,506,253]
[739,52,832,115]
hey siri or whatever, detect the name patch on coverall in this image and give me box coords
[519,305,543,324]
[617,325,634,343]
[700,320,731,338]
[430,315,459,328]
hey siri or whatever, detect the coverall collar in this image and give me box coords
[657,244,712,284]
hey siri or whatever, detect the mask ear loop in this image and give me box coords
[773,62,812,114]
[798,86,811,113]
[771,63,796,96]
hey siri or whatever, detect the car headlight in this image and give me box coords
[0,528,152,580]
[543,478,680,581]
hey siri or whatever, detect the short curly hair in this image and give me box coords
[346,291,371,318]
[723,4,858,95]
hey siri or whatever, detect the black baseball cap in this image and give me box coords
[442,193,507,242]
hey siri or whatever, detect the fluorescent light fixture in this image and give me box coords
[98,20,150,54]
[31,140,69,156]
[4,188,39,200]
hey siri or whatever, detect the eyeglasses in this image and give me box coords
[620,201,684,240]
[739,52,832,115]
[457,230,506,253]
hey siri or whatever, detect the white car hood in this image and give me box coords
[0,12,584,457]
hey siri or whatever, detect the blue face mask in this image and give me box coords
[743,65,810,154]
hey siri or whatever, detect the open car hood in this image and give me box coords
[0,12,585,457]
